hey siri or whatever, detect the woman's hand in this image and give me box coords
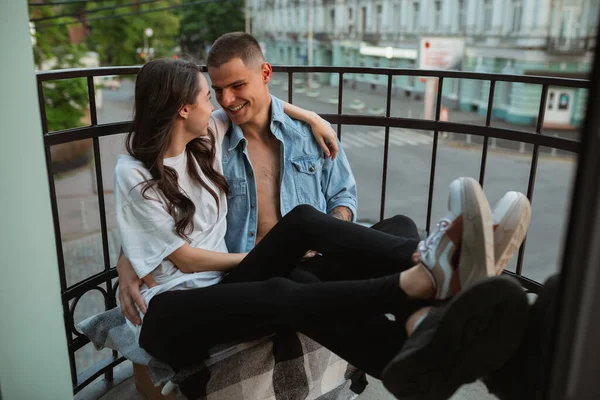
[308,113,339,160]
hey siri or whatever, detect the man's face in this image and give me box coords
[208,57,271,127]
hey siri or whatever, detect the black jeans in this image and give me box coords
[139,205,420,378]
[298,214,422,282]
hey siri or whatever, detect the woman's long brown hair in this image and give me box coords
[126,58,228,241]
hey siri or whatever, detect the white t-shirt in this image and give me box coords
[114,111,230,334]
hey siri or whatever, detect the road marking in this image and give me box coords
[342,132,380,148]
[341,129,433,149]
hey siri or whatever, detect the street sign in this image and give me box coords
[419,37,465,70]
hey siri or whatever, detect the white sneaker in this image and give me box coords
[492,191,532,274]
[419,177,495,299]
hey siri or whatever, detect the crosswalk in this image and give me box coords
[339,128,433,149]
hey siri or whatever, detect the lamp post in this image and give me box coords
[144,27,153,61]
[307,0,314,89]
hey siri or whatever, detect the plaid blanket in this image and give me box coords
[79,308,366,399]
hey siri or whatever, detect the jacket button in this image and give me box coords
[249,232,255,237]
[309,166,315,172]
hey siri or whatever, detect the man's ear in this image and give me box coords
[179,105,190,119]
[260,62,273,84]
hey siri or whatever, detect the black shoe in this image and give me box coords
[382,276,529,400]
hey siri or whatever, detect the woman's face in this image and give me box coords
[185,72,214,137]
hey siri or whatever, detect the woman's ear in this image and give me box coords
[179,105,190,119]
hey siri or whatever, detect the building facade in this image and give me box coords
[249,0,598,127]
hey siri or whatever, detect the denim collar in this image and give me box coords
[227,95,286,152]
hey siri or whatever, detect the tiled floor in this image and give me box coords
[85,363,498,400]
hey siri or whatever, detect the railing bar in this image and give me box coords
[87,77,115,312]
[92,139,114,275]
[502,270,543,294]
[516,84,548,275]
[379,74,393,221]
[69,347,77,386]
[38,87,66,291]
[69,335,92,353]
[43,119,581,152]
[337,73,343,141]
[39,80,76,384]
[87,77,98,126]
[288,72,293,104]
[38,66,591,89]
[73,355,126,394]
[536,85,550,134]
[480,81,496,186]
[485,81,496,126]
[37,81,49,134]
[425,77,444,234]
[434,78,444,121]
[62,269,118,301]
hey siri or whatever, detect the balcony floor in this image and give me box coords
[81,361,497,400]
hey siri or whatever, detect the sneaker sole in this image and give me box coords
[381,276,529,400]
[494,192,531,274]
[455,177,495,290]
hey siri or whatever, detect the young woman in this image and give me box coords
[115,58,527,397]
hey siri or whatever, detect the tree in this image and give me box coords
[29,5,95,173]
[84,0,180,66]
[179,0,245,60]
[30,6,90,132]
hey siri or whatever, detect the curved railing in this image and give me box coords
[36,66,589,395]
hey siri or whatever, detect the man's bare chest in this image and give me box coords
[247,141,281,190]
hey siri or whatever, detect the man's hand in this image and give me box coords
[329,206,353,222]
[116,252,156,326]
[304,207,352,259]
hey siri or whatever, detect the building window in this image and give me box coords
[360,6,367,33]
[412,1,420,32]
[548,92,555,110]
[512,0,523,33]
[376,4,383,33]
[558,93,570,110]
[483,0,493,31]
[434,1,442,31]
[348,7,353,21]
[394,3,402,31]
[458,0,466,32]
[330,9,335,31]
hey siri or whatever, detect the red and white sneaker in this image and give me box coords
[492,191,531,274]
[419,177,495,299]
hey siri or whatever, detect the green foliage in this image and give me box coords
[85,0,180,66]
[30,6,89,132]
[179,0,245,60]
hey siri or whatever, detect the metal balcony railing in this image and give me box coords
[36,66,589,396]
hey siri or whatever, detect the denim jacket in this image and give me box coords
[222,95,358,253]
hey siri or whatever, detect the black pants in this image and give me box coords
[298,214,422,282]
[139,205,421,378]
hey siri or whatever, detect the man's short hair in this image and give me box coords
[207,32,266,68]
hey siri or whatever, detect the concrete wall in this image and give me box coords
[0,1,73,399]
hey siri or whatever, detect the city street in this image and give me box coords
[58,77,577,376]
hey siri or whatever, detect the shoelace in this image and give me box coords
[419,218,453,255]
